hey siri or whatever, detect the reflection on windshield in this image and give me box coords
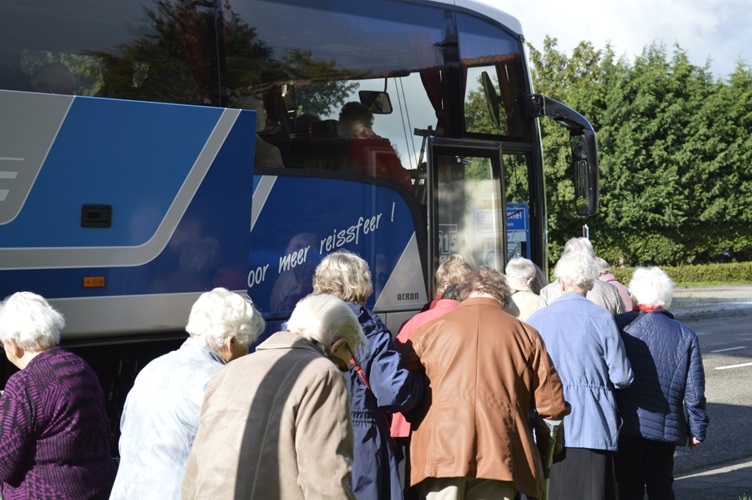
[1,0,530,196]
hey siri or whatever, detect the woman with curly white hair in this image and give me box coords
[527,251,633,500]
[111,287,265,500]
[0,291,116,499]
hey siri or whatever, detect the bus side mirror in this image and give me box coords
[524,94,600,216]
[481,71,500,128]
[572,130,599,216]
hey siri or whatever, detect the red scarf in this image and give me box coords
[636,304,662,312]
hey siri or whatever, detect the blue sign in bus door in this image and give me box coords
[506,203,530,259]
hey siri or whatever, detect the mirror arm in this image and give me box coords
[523,93,600,216]
[523,94,592,136]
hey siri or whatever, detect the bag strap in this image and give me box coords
[352,360,397,451]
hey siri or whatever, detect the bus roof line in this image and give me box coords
[426,0,524,36]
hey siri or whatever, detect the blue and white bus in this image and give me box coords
[0,0,598,401]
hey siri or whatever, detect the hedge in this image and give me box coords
[612,261,752,286]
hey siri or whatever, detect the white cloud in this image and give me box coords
[477,0,752,78]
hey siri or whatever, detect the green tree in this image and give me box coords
[528,37,613,264]
[528,37,752,266]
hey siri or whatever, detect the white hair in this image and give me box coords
[505,257,537,281]
[628,267,674,309]
[185,288,265,349]
[286,294,366,351]
[563,237,596,258]
[554,252,598,291]
[0,292,64,351]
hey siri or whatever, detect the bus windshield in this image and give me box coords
[0,0,530,187]
[0,0,598,330]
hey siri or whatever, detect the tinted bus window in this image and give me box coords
[457,13,531,140]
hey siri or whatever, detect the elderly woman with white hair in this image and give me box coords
[111,287,265,500]
[313,250,424,500]
[538,237,626,314]
[0,291,116,499]
[527,252,633,500]
[614,267,708,500]
[504,257,540,321]
[183,294,367,499]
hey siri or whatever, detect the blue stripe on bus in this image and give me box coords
[2,96,224,247]
[0,105,255,299]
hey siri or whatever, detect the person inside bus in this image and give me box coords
[30,62,77,95]
[110,288,265,500]
[338,101,413,191]
[0,292,116,499]
[0,34,31,91]
[312,250,424,500]
[231,95,284,168]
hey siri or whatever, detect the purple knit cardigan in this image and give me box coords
[0,347,116,499]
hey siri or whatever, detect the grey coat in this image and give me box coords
[538,278,626,314]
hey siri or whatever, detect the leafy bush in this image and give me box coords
[612,262,752,286]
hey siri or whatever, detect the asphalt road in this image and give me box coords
[669,286,752,475]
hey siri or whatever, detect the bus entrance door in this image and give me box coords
[427,138,506,294]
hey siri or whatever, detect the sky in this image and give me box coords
[476,0,752,80]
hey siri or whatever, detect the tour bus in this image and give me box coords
[0,0,598,417]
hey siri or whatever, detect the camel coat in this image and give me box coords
[181,330,356,499]
[401,297,567,498]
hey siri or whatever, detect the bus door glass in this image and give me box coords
[428,138,506,286]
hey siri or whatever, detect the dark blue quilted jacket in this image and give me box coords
[615,309,709,445]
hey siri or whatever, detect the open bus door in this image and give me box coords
[427,138,506,297]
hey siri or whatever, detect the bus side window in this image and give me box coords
[0,34,31,91]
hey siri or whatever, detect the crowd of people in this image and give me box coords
[0,238,708,500]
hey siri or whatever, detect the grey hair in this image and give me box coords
[457,266,510,308]
[505,257,537,281]
[287,294,366,351]
[312,250,373,306]
[0,291,64,351]
[594,257,612,277]
[554,252,598,291]
[563,237,596,258]
[185,288,266,349]
[628,267,674,309]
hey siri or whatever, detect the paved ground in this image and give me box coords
[675,456,752,499]
[673,285,752,300]
[670,284,752,499]
[672,284,752,319]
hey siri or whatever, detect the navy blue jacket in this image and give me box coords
[615,309,709,445]
[347,304,423,500]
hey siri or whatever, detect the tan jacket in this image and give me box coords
[182,330,356,500]
[402,297,567,498]
[505,275,540,322]
[538,278,626,314]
